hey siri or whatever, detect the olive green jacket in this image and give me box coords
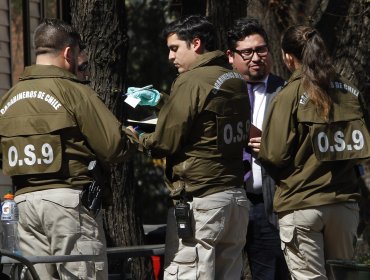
[259,69,369,213]
[0,65,136,194]
[140,51,251,198]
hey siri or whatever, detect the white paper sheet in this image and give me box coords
[124,95,141,108]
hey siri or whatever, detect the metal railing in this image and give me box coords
[0,244,165,280]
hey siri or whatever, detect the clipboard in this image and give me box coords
[127,116,157,133]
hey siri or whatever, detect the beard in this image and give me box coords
[247,69,267,82]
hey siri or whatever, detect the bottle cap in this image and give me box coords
[4,193,14,200]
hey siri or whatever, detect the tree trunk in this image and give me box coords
[174,0,247,50]
[206,0,247,50]
[325,0,369,105]
[246,0,322,78]
[69,0,151,278]
[247,0,369,105]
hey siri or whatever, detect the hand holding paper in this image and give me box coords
[249,124,262,153]
[248,137,261,153]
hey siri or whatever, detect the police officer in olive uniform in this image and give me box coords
[258,25,370,279]
[128,15,251,279]
[0,19,136,280]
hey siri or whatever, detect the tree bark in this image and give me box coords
[206,0,247,50]
[172,0,247,50]
[246,0,325,78]
[69,0,151,278]
[325,0,369,105]
[247,0,369,106]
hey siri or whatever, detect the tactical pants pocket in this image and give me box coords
[41,192,80,234]
[192,196,229,242]
[164,247,198,280]
[72,239,106,280]
[279,224,308,272]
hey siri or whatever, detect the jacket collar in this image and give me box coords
[188,50,229,71]
[19,64,85,83]
[288,68,303,83]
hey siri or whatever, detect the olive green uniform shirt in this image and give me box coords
[258,69,369,213]
[0,65,136,194]
[140,51,251,198]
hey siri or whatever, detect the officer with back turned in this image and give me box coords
[127,15,251,279]
[0,18,137,280]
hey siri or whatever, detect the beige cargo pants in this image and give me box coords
[15,188,108,280]
[278,202,359,280]
[164,188,250,280]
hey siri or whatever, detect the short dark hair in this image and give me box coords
[227,17,269,50]
[33,18,84,56]
[163,15,217,51]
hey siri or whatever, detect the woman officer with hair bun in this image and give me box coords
[258,25,370,279]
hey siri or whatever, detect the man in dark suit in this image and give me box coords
[227,18,289,280]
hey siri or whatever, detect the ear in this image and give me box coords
[283,52,296,71]
[284,53,293,64]
[226,49,234,64]
[191,37,202,53]
[63,46,73,64]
